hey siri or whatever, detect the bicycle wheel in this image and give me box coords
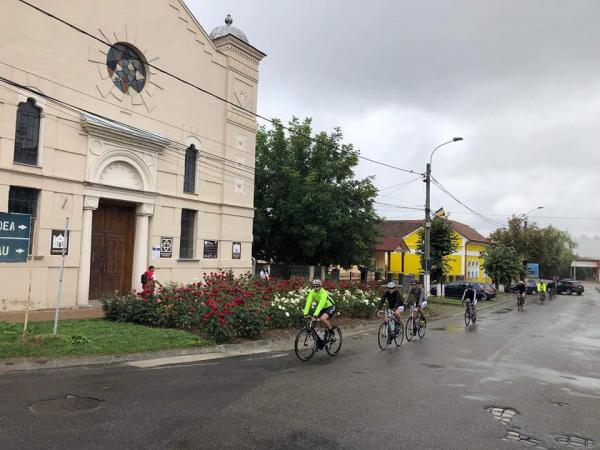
[294,328,317,361]
[464,308,471,326]
[377,322,390,350]
[405,317,415,341]
[325,326,342,356]
[393,320,404,347]
[418,316,427,338]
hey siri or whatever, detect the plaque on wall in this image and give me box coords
[203,240,218,259]
[160,237,173,258]
[50,230,69,255]
[232,241,241,259]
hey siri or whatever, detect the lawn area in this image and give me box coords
[0,319,212,360]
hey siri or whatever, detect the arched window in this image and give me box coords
[14,98,41,165]
[183,144,197,193]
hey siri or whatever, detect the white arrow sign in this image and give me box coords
[15,248,25,254]
[18,224,27,230]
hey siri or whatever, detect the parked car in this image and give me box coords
[430,282,495,300]
[556,279,584,295]
[480,283,497,297]
[504,281,537,295]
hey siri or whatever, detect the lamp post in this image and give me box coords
[424,137,463,296]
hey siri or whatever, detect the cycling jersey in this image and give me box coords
[303,288,334,317]
[377,290,404,310]
[516,283,526,294]
[536,282,546,292]
[408,286,423,305]
[462,288,477,303]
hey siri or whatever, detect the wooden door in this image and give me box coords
[89,201,135,299]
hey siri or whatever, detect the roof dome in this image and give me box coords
[209,14,249,44]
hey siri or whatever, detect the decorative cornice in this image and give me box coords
[80,112,170,153]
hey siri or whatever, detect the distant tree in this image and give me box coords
[482,244,523,288]
[253,117,380,268]
[416,216,460,282]
[489,217,575,278]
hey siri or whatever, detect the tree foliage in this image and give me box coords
[253,117,380,268]
[416,216,460,282]
[489,217,575,278]
[482,244,523,287]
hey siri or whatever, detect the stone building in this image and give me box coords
[0,1,265,310]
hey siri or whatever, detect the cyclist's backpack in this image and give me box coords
[141,272,148,285]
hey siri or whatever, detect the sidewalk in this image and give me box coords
[0,306,104,323]
[0,295,515,374]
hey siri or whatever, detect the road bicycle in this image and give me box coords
[463,300,476,326]
[294,317,342,362]
[516,293,525,311]
[405,302,426,341]
[538,291,546,304]
[377,308,404,350]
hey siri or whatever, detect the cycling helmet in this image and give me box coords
[312,279,322,288]
[386,282,396,289]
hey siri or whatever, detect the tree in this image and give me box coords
[489,217,575,278]
[253,117,380,268]
[416,216,459,282]
[482,244,523,287]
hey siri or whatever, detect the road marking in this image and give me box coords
[127,349,272,368]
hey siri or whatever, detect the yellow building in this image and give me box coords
[375,219,491,283]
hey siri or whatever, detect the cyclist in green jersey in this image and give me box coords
[303,279,336,341]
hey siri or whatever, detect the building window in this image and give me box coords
[8,186,39,254]
[183,145,197,193]
[106,43,147,95]
[14,98,41,165]
[179,209,196,259]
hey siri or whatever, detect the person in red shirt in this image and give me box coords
[142,265,161,294]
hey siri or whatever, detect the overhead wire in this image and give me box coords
[430,176,506,227]
[15,0,421,175]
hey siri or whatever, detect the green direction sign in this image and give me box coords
[0,212,31,263]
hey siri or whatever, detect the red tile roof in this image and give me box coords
[375,237,410,252]
[377,219,490,244]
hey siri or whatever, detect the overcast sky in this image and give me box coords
[191,1,600,245]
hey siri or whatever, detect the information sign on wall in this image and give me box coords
[203,240,218,259]
[232,241,241,259]
[160,237,173,258]
[0,212,31,263]
[50,230,69,255]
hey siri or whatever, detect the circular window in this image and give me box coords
[106,43,147,95]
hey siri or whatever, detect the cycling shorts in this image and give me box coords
[468,298,477,306]
[319,305,336,319]
[393,305,405,313]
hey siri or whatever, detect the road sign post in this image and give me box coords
[0,212,31,263]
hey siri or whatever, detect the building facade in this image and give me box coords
[375,219,492,283]
[0,1,265,311]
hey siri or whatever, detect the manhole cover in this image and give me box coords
[29,395,103,415]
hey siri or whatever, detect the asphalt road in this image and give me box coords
[1,289,599,450]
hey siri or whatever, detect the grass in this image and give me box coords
[0,319,212,360]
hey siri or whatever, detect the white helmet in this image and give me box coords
[312,279,323,287]
[386,282,396,289]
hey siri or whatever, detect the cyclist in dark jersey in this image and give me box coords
[377,282,405,331]
[462,283,477,322]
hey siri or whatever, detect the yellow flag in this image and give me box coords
[434,207,446,217]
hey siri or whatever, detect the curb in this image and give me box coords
[0,297,515,374]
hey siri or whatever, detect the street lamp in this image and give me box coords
[424,137,463,296]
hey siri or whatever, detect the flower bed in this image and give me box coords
[101,272,382,343]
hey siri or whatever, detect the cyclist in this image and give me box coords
[408,280,426,331]
[377,281,405,334]
[536,279,546,302]
[303,279,336,344]
[546,278,556,299]
[461,283,477,323]
[516,280,526,304]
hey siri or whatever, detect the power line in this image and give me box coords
[0,76,258,178]
[373,201,425,211]
[430,176,506,227]
[378,176,423,192]
[15,0,421,175]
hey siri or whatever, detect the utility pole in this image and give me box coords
[424,137,463,296]
[424,163,432,296]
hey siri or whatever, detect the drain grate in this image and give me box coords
[29,394,104,415]
[554,435,594,447]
